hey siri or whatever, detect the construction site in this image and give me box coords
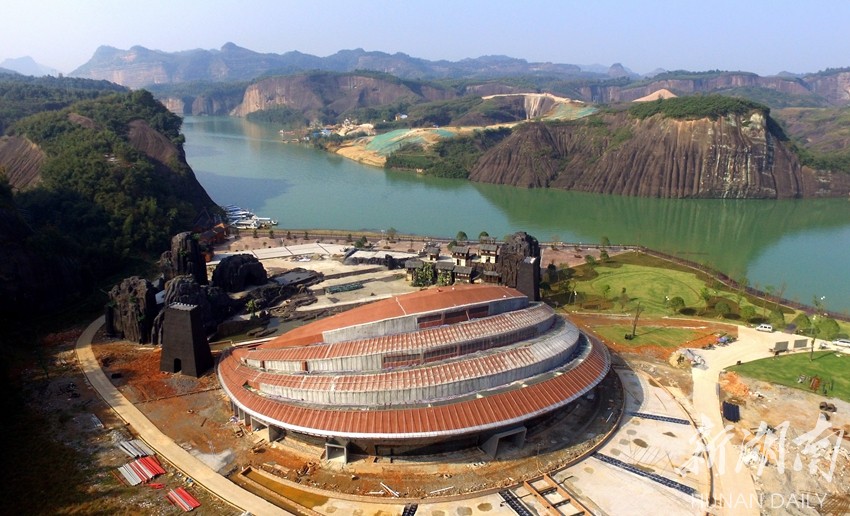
[26,233,850,515]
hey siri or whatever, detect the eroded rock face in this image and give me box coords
[211,254,268,292]
[578,73,814,104]
[106,276,158,343]
[498,232,541,289]
[150,276,242,345]
[469,112,850,199]
[0,136,46,191]
[160,232,207,285]
[230,74,455,119]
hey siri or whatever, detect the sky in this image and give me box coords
[3,0,850,76]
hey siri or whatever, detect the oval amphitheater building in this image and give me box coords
[218,284,611,458]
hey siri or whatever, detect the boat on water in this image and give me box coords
[221,205,278,229]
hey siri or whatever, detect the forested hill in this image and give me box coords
[0,77,216,328]
[0,72,126,133]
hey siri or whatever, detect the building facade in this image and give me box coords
[218,285,609,457]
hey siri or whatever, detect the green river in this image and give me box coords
[182,116,850,313]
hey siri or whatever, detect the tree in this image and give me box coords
[354,236,368,248]
[715,300,732,318]
[618,288,630,310]
[584,255,597,267]
[547,262,558,284]
[252,228,258,239]
[436,269,452,286]
[739,305,756,322]
[386,227,398,242]
[455,230,468,243]
[763,284,775,317]
[769,308,786,329]
[791,313,812,334]
[600,236,610,248]
[246,299,257,318]
[699,287,711,306]
[669,296,685,313]
[599,249,610,262]
[631,302,644,338]
[734,275,749,307]
[550,234,560,250]
[268,229,275,239]
[815,317,840,341]
[478,231,490,243]
[412,263,435,287]
[601,284,611,300]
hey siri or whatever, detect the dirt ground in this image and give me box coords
[570,312,738,361]
[17,329,236,515]
[88,335,624,503]
[718,373,850,514]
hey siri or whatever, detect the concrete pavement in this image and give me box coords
[75,316,291,516]
[689,326,803,515]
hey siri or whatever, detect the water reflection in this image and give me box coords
[182,116,850,312]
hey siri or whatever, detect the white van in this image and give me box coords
[756,324,773,332]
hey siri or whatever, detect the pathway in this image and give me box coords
[75,317,291,516]
[689,326,785,515]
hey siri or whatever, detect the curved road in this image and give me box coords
[690,326,808,515]
[75,317,291,516]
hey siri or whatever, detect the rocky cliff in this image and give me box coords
[230,73,457,119]
[160,93,243,116]
[469,111,850,198]
[579,72,850,106]
[0,136,45,190]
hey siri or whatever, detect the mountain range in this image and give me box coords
[69,43,636,88]
[68,44,850,110]
[1,56,59,76]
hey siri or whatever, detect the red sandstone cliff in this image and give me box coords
[469,111,850,199]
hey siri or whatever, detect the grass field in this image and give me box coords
[593,324,704,349]
[549,252,844,328]
[729,351,850,402]
[584,264,705,315]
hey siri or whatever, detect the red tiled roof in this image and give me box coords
[218,338,609,439]
[262,285,525,349]
[243,302,552,364]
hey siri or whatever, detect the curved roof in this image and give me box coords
[261,284,525,349]
[217,284,609,441]
[218,338,608,439]
[243,302,553,364]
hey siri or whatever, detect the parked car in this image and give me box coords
[833,338,850,348]
[756,324,773,332]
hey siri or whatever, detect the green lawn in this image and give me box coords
[546,251,850,338]
[593,324,703,349]
[730,351,850,402]
[550,253,774,321]
[586,265,704,315]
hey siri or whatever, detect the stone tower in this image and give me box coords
[159,303,213,377]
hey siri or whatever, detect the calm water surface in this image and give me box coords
[183,116,850,313]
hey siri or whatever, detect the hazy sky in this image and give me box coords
[4,0,849,76]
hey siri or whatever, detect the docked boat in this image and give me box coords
[221,205,278,229]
